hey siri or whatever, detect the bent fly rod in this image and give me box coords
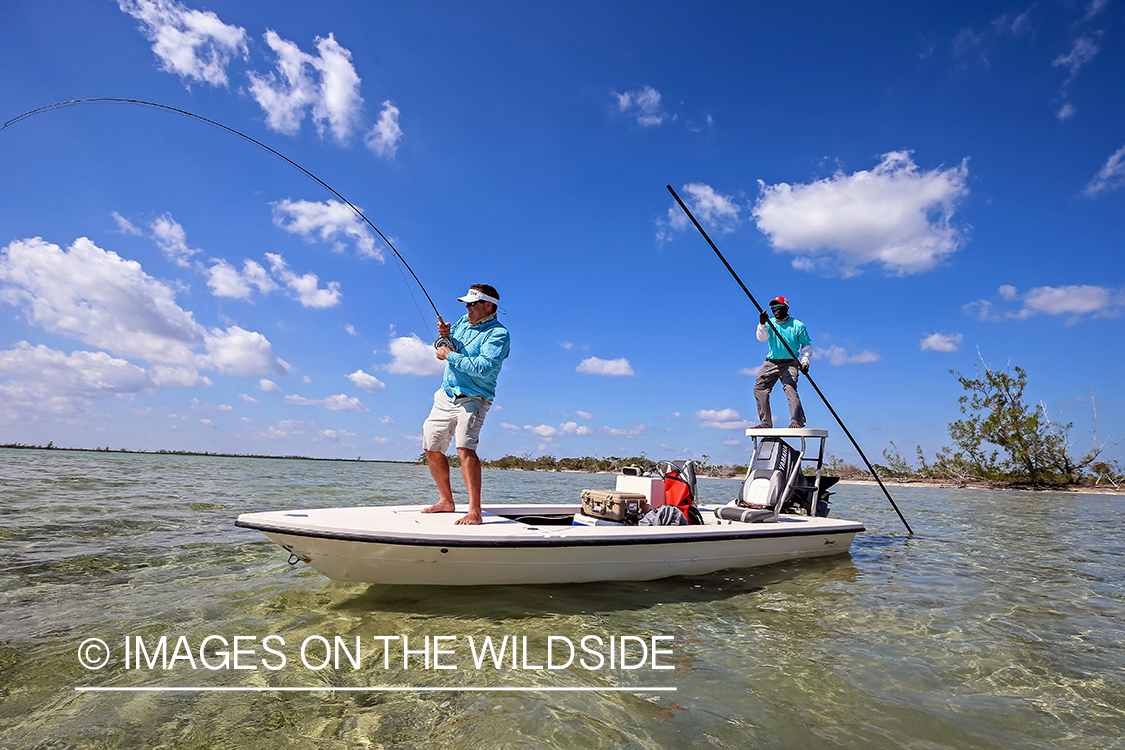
[1,98,451,341]
[666,184,913,535]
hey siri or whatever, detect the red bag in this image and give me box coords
[662,466,701,525]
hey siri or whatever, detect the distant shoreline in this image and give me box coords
[0,443,413,465]
[5,443,1120,494]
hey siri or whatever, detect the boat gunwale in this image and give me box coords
[235,515,865,549]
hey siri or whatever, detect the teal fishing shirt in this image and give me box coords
[441,313,510,400]
[757,317,812,363]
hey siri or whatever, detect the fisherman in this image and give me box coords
[753,295,812,429]
[421,284,510,525]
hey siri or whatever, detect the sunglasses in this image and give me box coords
[465,300,486,307]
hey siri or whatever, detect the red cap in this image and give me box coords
[769,296,789,307]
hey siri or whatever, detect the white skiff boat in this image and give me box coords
[236,429,864,585]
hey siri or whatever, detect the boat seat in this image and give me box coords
[715,506,776,524]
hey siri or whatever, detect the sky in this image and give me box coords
[1,0,1123,469]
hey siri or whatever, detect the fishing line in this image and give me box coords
[666,184,913,535]
[1,97,449,336]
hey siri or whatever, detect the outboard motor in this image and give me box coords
[737,437,802,511]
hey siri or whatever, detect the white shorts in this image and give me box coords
[422,389,493,453]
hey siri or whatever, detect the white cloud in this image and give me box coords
[380,415,394,425]
[112,212,143,236]
[265,253,342,309]
[965,284,1124,323]
[238,393,260,404]
[283,393,368,412]
[372,436,390,445]
[258,379,281,392]
[661,183,741,242]
[920,332,964,352]
[738,366,761,377]
[1023,285,1121,318]
[695,408,753,430]
[574,410,594,420]
[0,237,285,377]
[1083,145,1125,197]
[813,345,883,365]
[345,324,358,336]
[752,151,970,276]
[248,31,362,143]
[603,424,647,438]
[383,334,445,375]
[0,342,153,397]
[272,199,380,259]
[576,356,634,376]
[206,258,277,300]
[365,101,403,158]
[0,342,215,422]
[615,86,666,126]
[526,424,561,439]
[150,213,201,268]
[347,369,387,393]
[118,0,248,87]
[558,340,574,349]
[1053,35,1101,85]
[560,421,594,436]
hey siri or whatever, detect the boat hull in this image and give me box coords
[237,504,863,585]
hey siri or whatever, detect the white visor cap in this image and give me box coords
[457,288,499,305]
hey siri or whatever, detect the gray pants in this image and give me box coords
[754,359,805,428]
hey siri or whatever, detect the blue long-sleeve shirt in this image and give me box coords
[441,313,510,400]
[756,317,812,364]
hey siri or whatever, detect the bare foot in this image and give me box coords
[454,510,483,525]
[421,502,456,513]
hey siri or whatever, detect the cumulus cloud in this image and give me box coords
[248,30,362,142]
[695,408,754,430]
[920,332,964,352]
[0,342,154,397]
[272,199,380,259]
[284,393,368,411]
[1083,145,1125,197]
[258,379,282,393]
[347,369,387,393]
[150,213,201,268]
[365,100,404,158]
[0,237,286,377]
[752,151,970,276]
[813,345,882,365]
[576,356,634,376]
[659,183,741,242]
[0,342,214,421]
[615,86,666,126]
[118,0,248,87]
[383,334,445,375]
[964,284,1124,323]
[206,258,277,299]
[265,253,342,309]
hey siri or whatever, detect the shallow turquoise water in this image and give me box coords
[1,448,1123,749]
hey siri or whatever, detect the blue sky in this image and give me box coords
[1,0,1123,467]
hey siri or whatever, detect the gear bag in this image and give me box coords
[657,460,704,525]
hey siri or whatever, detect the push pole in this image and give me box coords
[666,184,913,535]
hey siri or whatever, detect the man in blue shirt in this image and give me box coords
[753,296,812,429]
[421,284,510,525]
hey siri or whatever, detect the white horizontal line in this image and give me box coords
[76,686,676,693]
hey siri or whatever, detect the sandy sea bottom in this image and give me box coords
[1,448,1124,749]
